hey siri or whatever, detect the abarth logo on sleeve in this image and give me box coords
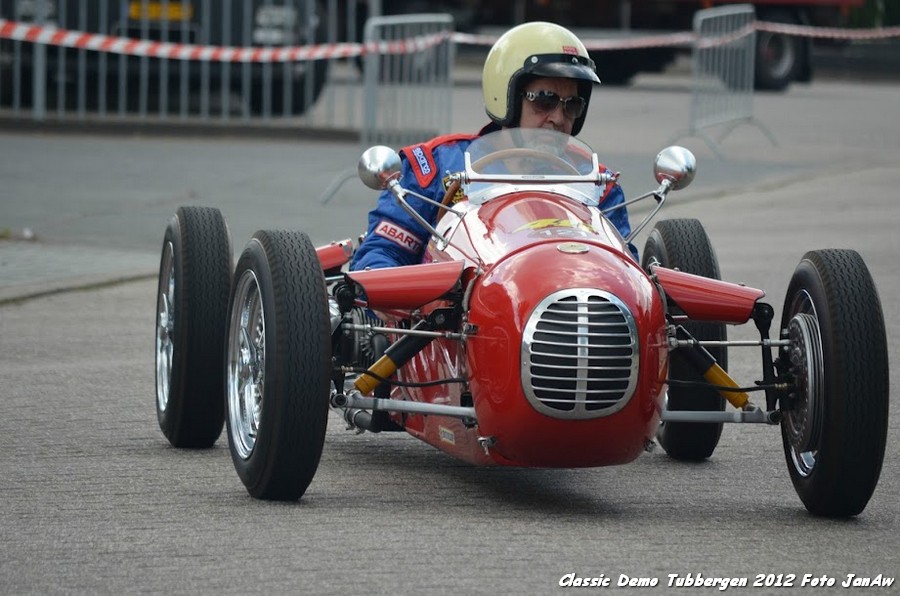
[374,220,423,254]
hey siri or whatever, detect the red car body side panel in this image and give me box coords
[347,260,464,309]
[653,266,766,324]
[316,239,353,271]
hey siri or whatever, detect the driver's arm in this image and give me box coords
[600,179,639,261]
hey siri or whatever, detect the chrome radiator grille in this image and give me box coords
[521,289,638,419]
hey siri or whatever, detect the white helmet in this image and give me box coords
[482,22,600,136]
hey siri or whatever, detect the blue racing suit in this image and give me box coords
[351,123,637,271]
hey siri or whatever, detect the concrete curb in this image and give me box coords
[0,271,156,305]
[0,240,158,304]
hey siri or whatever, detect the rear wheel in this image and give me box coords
[225,230,331,500]
[642,219,727,461]
[155,207,232,448]
[780,250,888,516]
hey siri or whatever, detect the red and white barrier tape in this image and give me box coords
[2,18,899,62]
[0,19,450,62]
[753,21,900,40]
[453,31,698,50]
[456,23,900,49]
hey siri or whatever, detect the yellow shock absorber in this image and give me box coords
[702,362,750,409]
[352,319,438,395]
[674,325,750,410]
[354,354,399,395]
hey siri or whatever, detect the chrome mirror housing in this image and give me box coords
[358,146,402,191]
[654,146,696,191]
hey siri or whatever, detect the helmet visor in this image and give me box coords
[522,53,601,84]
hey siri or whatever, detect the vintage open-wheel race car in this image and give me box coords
[153,128,889,517]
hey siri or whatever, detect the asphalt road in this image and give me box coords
[1,74,899,594]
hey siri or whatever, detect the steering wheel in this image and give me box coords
[471,148,581,175]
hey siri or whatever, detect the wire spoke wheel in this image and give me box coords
[224,230,331,501]
[154,206,232,448]
[228,271,266,460]
[156,241,176,415]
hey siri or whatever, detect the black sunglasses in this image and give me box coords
[523,90,586,119]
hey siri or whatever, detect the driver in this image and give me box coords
[351,21,637,270]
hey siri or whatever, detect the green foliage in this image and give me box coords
[849,0,900,27]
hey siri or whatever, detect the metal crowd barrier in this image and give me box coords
[0,1,454,144]
[317,13,455,204]
[361,14,454,147]
[678,4,776,156]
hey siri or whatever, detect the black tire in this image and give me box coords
[780,250,888,517]
[642,219,727,461]
[754,8,807,91]
[155,207,232,448]
[225,230,331,501]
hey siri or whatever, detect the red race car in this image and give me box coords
[154,128,888,517]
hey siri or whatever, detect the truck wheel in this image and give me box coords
[225,230,331,501]
[642,219,727,461]
[754,8,806,91]
[155,207,232,448]
[780,250,888,517]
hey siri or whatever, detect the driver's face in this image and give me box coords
[519,77,580,135]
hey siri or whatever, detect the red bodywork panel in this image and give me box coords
[316,239,353,271]
[653,266,765,324]
[388,193,667,468]
[347,260,464,309]
[465,242,666,467]
[350,192,764,468]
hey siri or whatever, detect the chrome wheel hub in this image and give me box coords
[228,270,266,460]
[784,291,824,477]
[156,241,175,413]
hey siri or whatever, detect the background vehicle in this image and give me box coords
[0,0,328,114]
[428,0,867,90]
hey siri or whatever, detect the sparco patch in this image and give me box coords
[412,146,431,175]
[407,144,437,187]
[374,220,422,254]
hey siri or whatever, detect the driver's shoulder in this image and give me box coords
[400,133,477,188]
[401,133,478,162]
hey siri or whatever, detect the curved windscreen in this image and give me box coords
[463,129,605,206]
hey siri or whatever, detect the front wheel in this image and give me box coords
[642,219,727,461]
[225,230,331,501]
[780,249,888,517]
